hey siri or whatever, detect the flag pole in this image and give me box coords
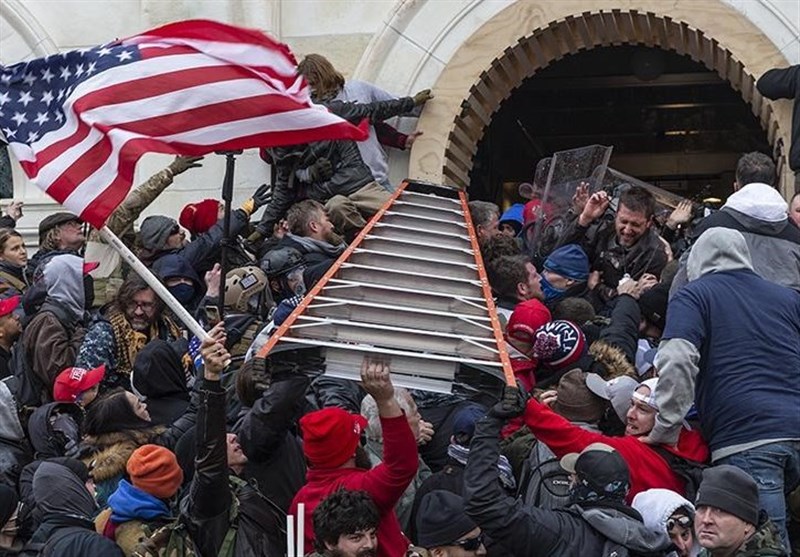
[217,150,241,322]
[99,226,210,340]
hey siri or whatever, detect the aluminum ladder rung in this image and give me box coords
[340,262,482,287]
[363,234,474,256]
[294,315,495,344]
[372,222,471,242]
[308,296,491,322]
[400,190,462,209]
[384,210,467,228]
[352,248,478,269]
[325,278,485,303]
[276,336,504,367]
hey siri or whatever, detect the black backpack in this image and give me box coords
[10,305,76,410]
[18,526,87,557]
[516,439,572,509]
[651,445,707,502]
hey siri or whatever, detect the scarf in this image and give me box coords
[107,307,183,378]
[448,442,516,490]
[285,233,347,258]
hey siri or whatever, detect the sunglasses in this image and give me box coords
[667,515,692,531]
[452,532,485,552]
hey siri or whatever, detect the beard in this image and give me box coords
[325,229,345,246]
[354,445,373,471]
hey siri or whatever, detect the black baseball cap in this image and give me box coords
[560,442,630,488]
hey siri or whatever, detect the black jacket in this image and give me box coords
[757,65,800,172]
[183,379,284,557]
[258,96,416,234]
[558,216,667,302]
[464,415,673,557]
[277,234,344,289]
[26,462,123,557]
[144,208,250,278]
[233,374,309,512]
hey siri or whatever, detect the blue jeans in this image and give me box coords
[717,440,800,552]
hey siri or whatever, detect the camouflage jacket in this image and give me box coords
[698,514,787,557]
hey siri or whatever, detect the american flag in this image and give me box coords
[0,19,369,228]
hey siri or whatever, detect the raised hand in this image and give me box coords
[578,191,610,227]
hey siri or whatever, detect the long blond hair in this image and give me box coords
[296,54,344,102]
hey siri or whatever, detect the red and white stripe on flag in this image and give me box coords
[0,20,368,228]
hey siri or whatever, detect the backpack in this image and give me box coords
[9,342,46,410]
[131,476,286,557]
[10,303,81,411]
[18,526,88,557]
[516,438,572,510]
[651,445,707,502]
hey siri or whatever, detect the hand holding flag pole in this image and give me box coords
[0,19,369,339]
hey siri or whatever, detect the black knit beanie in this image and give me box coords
[695,465,760,525]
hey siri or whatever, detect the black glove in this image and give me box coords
[308,158,333,182]
[488,385,527,420]
[251,183,273,211]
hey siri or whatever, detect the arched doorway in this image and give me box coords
[441,10,783,196]
[388,3,796,197]
[469,44,772,204]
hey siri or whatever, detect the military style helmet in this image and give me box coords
[259,247,305,278]
[224,266,268,312]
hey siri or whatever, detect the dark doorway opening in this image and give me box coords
[469,45,771,206]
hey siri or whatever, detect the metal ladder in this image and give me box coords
[256,180,513,393]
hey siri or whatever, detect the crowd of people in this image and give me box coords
[0,52,798,557]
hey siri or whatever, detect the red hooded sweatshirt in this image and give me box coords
[523,399,709,502]
[290,414,418,557]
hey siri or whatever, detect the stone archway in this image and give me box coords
[386,1,797,196]
[441,10,783,191]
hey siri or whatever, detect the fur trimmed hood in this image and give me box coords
[589,340,636,380]
[81,427,166,482]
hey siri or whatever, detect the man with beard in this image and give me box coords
[279,199,347,289]
[290,358,419,557]
[557,185,668,303]
[309,489,381,557]
[76,273,185,392]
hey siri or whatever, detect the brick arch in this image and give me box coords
[440,10,782,190]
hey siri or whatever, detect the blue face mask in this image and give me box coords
[540,273,567,303]
[168,283,195,305]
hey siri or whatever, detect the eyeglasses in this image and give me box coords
[130,300,156,311]
[452,533,485,551]
[667,515,692,532]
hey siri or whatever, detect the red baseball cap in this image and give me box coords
[53,365,106,402]
[0,296,20,318]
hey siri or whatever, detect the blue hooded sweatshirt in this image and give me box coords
[108,480,170,524]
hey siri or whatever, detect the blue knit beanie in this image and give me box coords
[544,244,590,281]
[499,203,525,235]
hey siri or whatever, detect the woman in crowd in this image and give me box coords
[0,228,29,296]
[79,388,196,507]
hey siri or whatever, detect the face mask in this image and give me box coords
[540,273,567,303]
[168,284,195,305]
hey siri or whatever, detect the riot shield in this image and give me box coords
[522,145,613,264]
[600,167,698,226]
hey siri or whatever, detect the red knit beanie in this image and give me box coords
[127,444,184,499]
[179,199,220,236]
[300,407,367,469]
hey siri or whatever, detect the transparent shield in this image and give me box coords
[523,145,613,262]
